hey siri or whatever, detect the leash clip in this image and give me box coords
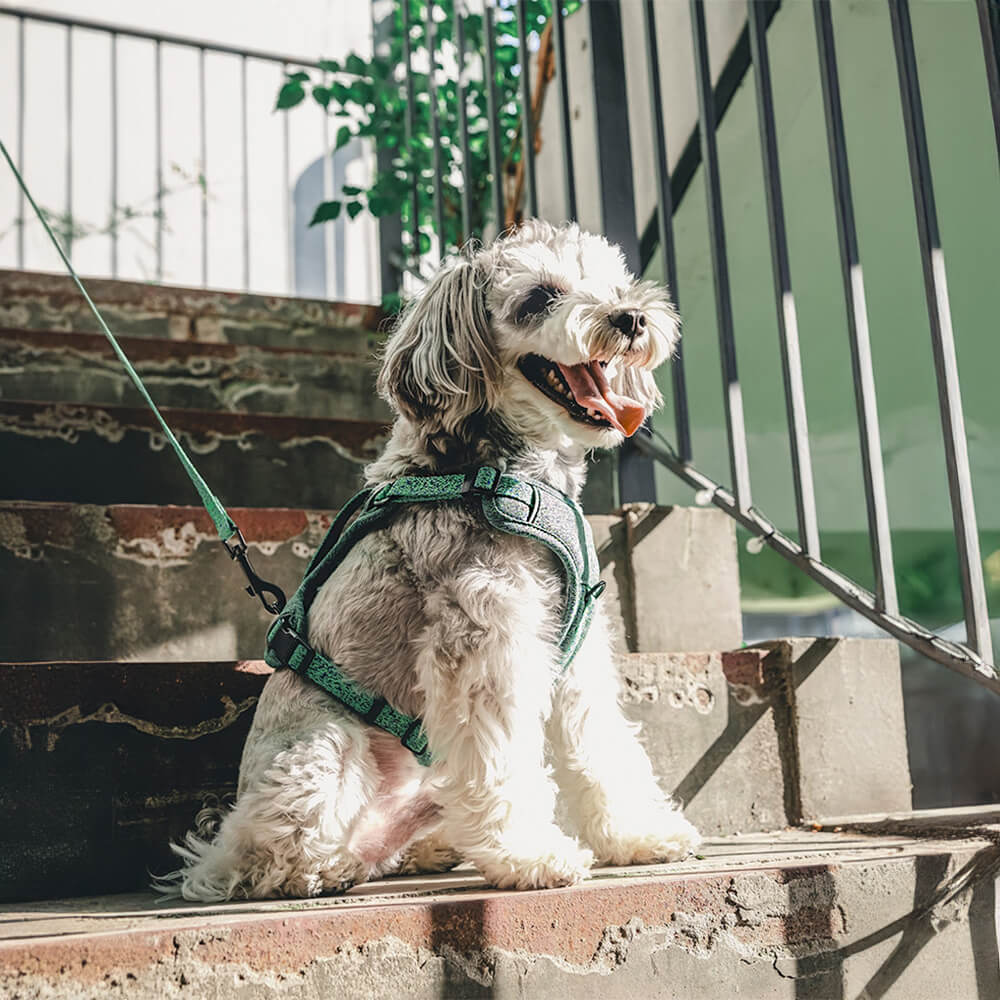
[223,527,287,615]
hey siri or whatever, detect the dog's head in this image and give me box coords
[378,220,679,451]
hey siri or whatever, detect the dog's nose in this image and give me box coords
[609,310,646,340]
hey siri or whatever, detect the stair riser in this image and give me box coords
[0,330,390,422]
[0,269,386,354]
[0,402,384,509]
[0,504,741,662]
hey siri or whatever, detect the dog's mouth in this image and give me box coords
[516,354,646,436]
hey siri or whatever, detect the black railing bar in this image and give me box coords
[516,0,537,219]
[15,14,24,267]
[642,0,690,464]
[401,0,420,256]
[455,6,473,244]
[690,0,752,512]
[110,31,118,279]
[426,2,445,261]
[637,0,781,273]
[747,0,820,559]
[0,4,329,69]
[198,46,208,288]
[976,0,1000,169]
[889,0,992,658]
[155,40,164,282]
[64,24,72,261]
[483,3,505,234]
[550,0,576,223]
[813,0,897,615]
[282,62,293,294]
[240,54,250,292]
[634,432,1000,693]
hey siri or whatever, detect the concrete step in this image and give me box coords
[0,502,741,662]
[0,640,911,904]
[0,268,385,353]
[0,400,386,508]
[0,327,391,422]
[2,813,998,999]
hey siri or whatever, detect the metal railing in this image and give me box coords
[0,4,334,295]
[376,0,998,690]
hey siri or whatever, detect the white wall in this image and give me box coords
[0,0,381,303]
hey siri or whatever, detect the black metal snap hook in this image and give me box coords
[223,527,287,615]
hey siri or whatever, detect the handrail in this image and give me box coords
[0,4,325,68]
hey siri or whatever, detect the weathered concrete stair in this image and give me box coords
[0,640,912,904]
[3,812,999,999]
[0,501,741,662]
[0,327,391,421]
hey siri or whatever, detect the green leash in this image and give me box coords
[1,137,285,613]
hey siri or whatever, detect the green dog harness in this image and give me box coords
[264,465,605,766]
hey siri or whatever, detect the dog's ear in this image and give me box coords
[378,254,500,430]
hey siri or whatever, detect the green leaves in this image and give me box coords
[309,200,341,225]
[275,0,575,262]
[275,81,305,110]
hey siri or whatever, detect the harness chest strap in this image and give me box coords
[264,466,606,767]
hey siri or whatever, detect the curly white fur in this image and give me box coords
[160,221,699,901]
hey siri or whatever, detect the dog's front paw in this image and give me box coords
[590,809,701,867]
[478,833,594,890]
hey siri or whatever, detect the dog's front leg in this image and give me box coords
[550,612,701,866]
[416,589,593,890]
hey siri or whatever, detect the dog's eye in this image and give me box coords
[515,284,562,323]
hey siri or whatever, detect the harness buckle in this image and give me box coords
[401,717,428,756]
[223,526,287,615]
[460,466,501,498]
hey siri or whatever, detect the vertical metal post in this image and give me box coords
[16,16,25,268]
[748,0,820,557]
[690,0,752,512]
[455,7,473,244]
[589,0,653,503]
[110,31,118,278]
[889,0,992,656]
[65,25,73,262]
[241,54,250,291]
[516,0,537,220]
[484,2,505,234]
[977,0,1000,169]
[401,0,420,258]
[551,0,577,223]
[813,0,897,613]
[373,2,403,298]
[282,62,293,294]
[642,0,690,464]
[426,1,445,259]
[198,46,208,287]
[321,110,335,298]
[155,40,163,282]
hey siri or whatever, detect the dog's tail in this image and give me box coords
[151,796,242,902]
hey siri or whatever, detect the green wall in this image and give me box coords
[648,0,1000,626]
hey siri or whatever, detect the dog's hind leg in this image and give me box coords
[392,832,461,875]
[159,672,378,900]
[549,612,701,867]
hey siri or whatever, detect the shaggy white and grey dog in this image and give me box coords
[167,220,700,900]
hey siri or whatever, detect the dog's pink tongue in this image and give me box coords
[556,361,646,437]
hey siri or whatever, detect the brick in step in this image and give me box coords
[2,819,998,999]
[0,328,391,422]
[0,400,385,508]
[0,268,385,354]
[0,503,741,662]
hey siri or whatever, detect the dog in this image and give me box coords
[163,220,700,900]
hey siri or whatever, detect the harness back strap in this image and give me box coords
[264,466,604,767]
